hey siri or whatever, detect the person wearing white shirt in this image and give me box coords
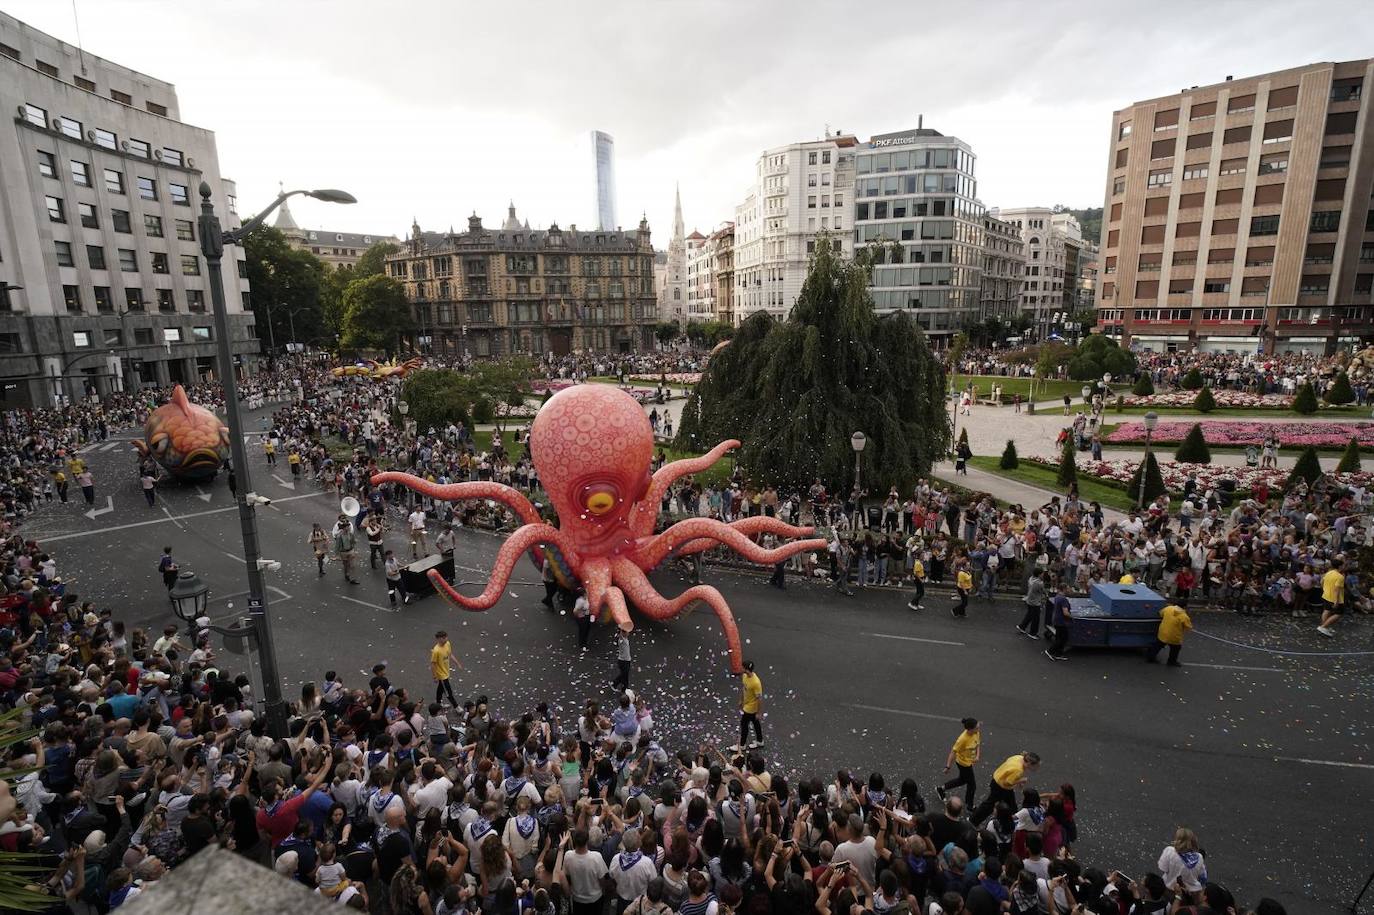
[411,762,454,819]
[609,829,658,904]
[408,509,430,556]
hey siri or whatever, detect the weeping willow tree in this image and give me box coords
[676,240,950,492]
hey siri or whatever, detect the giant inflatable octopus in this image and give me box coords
[133,384,230,481]
[373,385,826,672]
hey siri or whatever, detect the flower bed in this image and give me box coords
[631,373,701,385]
[1104,420,1374,448]
[1028,457,1374,493]
[530,380,658,403]
[1122,391,1293,408]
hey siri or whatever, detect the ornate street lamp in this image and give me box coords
[1138,410,1159,510]
[167,570,210,624]
[850,431,866,498]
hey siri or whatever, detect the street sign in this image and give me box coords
[248,598,263,616]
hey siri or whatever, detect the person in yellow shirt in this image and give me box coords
[287,448,302,479]
[906,553,926,611]
[971,750,1040,824]
[939,717,981,803]
[263,438,277,464]
[1146,600,1192,667]
[1317,560,1346,638]
[430,630,459,706]
[738,660,763,750]
[953,563,973,618]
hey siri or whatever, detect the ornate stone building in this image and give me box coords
[270,195,398,270]
[386,205,658,357]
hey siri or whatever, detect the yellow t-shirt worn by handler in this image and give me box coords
[431,641,453,680]
[741,671,762,713]
[952,730,980,768]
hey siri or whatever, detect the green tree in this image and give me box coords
[321,240,399,341]
[401,368,477,432]
[957,426,969,450]
[1194,386,1217,413]
[1127,452,1168,506]
[1000,439,1019,469]
[243,225,327,352]
[340,274,414,354]
[1292,382,1319,415]
[1174,423,1211,462]
[1067,334,1137,381]
[1336,436,1362,473]
[1179,367,1204,390]
[1286,445,1324,488]
[1132,374,1155,396]
[655,322,680,346]
[1325,370,1355,405]
[684,322,709,346]
[1056,435,1078,487]
[675,242,950,492]
[352,241,400,278]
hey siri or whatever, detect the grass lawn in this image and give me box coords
[951,374,1122,403]
[969,456,1146,513]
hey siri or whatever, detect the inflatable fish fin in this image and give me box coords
[170,384,194,419]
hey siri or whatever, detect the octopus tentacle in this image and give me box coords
[672,516,817,558]
[612,558,744,674]
[370,472,542,526]
[581,558,630,629]
[634,517,827,570]
[600,584,634,633]
[630,439,739,537]
[429,523,574,610]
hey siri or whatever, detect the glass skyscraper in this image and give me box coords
[591,130,617,231]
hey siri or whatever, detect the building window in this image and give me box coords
[162,326,181,343]
[0,42,19,60]
[54,241,74,267]
[192,326,211,341]
[187,289,205,312]
[86,245,106,269]
[1203,280,1231,293]
[169,183,189,206]
[1249,215,1280,237]
[1310,211,1341,233]
[1262,119,1293,144]
[35,59,59,77]
[72,331,91,348]
[1146,169,1172,188]
[37,150,57,178]
[151,252,169,274]
[138,176,157,200]
[127,290,145,312]
[1299,277,1329,295]
[63,285,82,311]
[93,128,117,150]
[23,103,47,128]
[127,137,150,158]
[162,147,184,166]
[45,195,65,223]
[118,249,137,271]
[70,160,91,186]
[1258,153,1288,175]
[112,209,131,233]
[1112,177,1125,195]
[157,290,175,313]
[1218,158,1245,176]
[145,214,163,237]
[808,151,817,165]
[181,254,200,275]
[94,286,113,312]
[110,88,132,105]
[57,116,82,139]
[175,219,195,241]
[104,168,125,194]
[822,150,831,164]
[146,101,168,117]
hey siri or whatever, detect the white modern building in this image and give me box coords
[732,132,857,323]
[591,130,616,231]
[852,126,985,342]
[0,11,255,406]
[684,230,712,321]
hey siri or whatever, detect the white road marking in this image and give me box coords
[195,486,212,503]
[160,505,185,529]
[864,631,966,647]
[847,704,964,724]
[101,440,125,452]
[1275,756,1374,770]
[1187,662,1283,673]
[337,594,398,614]
[223,552,244,563]
[39,491,328,542]
[83,496,115,520]
[272,474,296,490]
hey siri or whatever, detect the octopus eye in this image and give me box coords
[582,484,619,517]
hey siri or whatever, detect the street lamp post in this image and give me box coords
[850,431,866,515]
[198,181,354,737]
[1137,410,1158,510]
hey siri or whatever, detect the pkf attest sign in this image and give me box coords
[868,130,924,148]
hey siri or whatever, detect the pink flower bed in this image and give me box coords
[1123,391,1292,408]
[530,380,657,403]
[1104,421,1374,448]
[1029,457,1374,493]
[631,373,701,385]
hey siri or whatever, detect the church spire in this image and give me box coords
[672,183,684,243]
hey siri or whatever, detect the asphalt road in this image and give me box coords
[23,415,1374,914]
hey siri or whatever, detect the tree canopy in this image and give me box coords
[340,274,414,354]
[400,359,534,434]
[322,241,402,342]
[675,242,950,492]
[243,226,326,351]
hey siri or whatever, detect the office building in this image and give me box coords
[980,212,1026,322]
[711,223,735,325]
[852,126,984,342]
[591,130,617,232]
[0,11,256,406]
[733,132,857,324]
[657,186,686,324]
[1096,59,1374,354]
[387,206,658,357]
[270,196,398,270]
[989,206,1070,339]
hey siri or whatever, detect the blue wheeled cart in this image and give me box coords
[1066,583,1165,648]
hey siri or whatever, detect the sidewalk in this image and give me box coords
[932,461,1127,522]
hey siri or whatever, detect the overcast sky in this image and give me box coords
[10,0,1372,246]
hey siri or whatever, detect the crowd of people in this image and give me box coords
[0,349,1359,914]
